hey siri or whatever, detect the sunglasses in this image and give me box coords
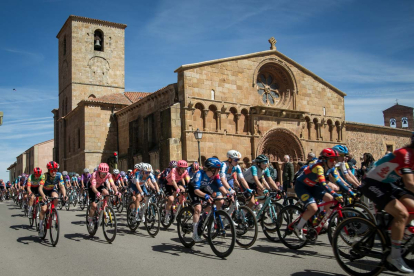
[49,169,58,173]
[144,171,151,174]
[328,158,337,163]
[232,159,240,162]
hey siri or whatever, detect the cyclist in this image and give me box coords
[0,179,5,199]
[129,163,145,222]
[88,163,114,229]
[188,157,228,242]
[71,173,78,189]
[81,168,91,190]
[27,168,44,217]
[62,171,70,191]
[332,145,360,188]
[20,174,28,208]
[145,164,160,194]
[242,154,279,210]
[6,181,12,197]
[164,160,190,224]
[360,134,414,273]
[187,161,200,179]
[158,160,177,193]
[38,161,66,237]
[293,148,344,240]
[220,150,252,195]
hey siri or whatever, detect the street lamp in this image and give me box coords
[194,128,203,165]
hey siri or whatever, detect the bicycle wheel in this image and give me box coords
[35,205,40,231]
[40,215,47,240]
[58,199,63,210]
[327,207,367,245]
[86,205,98,237]
[353,203,376,224]
[261,203,283,242]
[49,209,60,246]
[116,195,123,213]
[66,198,70,211]
[24,205,28,217]
[145,203,160,237]
[233,206,258,248]
[332,217,386,276]
[73,192,77,207]
[207,210,235,258]
[177,206,195,248]
[79,194,85,210]
[102,206,117,243]
[160,200,174,229]
[277,205,308,250]
[126,202,139,231]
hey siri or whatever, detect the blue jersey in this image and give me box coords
[190,170,223,193]
[325,167,352,194]
[186,167,197,179]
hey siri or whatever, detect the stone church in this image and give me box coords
[53,15,411,178]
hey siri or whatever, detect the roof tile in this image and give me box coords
[124,92,151,103]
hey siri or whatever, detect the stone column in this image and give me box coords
[203,109,209,131]
[235,113,241,134]
[215,111,221,132]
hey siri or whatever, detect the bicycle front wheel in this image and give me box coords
[177,206,195,248]
[261,203,283,242]
[277,205,308,250]
[160,200,174,229]
[86,205,98,237]
[207,210,236,258]
[102,206,117,243]
[49,209,60,246]
[35,205,40,231]
[65,198,70,211]
[29,208,34,227]
[126,202,140,231]
[145,203,160,237]
[332,217,386,276]
[327,207,367,245]
[233,206,258,248]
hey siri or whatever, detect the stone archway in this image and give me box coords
[256,128,305,162]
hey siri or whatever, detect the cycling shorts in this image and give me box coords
[43,187,58,197]
[0,186,4,190]
[30,187,39,195]
[360,178,409,211]
[295,182,327,208]
[88,185,106,202]
[188,185,215,207]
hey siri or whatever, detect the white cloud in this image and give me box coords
[3,48,44,63]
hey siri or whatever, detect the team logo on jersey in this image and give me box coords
[377,166,390,179]
[304,178,316,186]
[301,194,310,201]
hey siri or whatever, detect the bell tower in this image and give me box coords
[56,15,127,117]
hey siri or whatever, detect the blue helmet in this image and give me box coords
[332,145,349,156]
[204,158,222,169]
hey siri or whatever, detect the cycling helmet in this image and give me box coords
[47,161,59,170]
[320,148,339,159]
[98,163,109,173]
[227,150,242,159]
[94,167,98,172]
[83,168,89,173]
[332,145,349,156]
[76,174,79,177]
[204,157,222,169]
[134,163,144,171]
[142,164,151,172]
[191,161,199,171]
[154,169,161,175]
[177,160,188,168]
[120,171,126,177]
[33,167,42,177]
[62,171,68,176]
[113,169,120,174]
[127,169,132,173]
[169,160,177,168]
[146,163,153,171]
[255,154,269,164]
[6,181,10,184]
[0,179,3,182]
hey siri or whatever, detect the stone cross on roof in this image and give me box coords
[268,37,277,50]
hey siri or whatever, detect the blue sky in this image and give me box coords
[1,0,414,181]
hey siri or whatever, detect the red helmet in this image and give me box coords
[34,167,42,177]
[320,148,338,159]
[47,161,59,170]
[98,163,109,173]
[177,160,188,168]
[192,161,199,171]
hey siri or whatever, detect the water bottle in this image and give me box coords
[313,210,326,226]
[403,226,414,243]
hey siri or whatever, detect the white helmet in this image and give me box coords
[113,169,120,174]
[147,164,153,171]
[142,164,151,172]
[134,163,143,170]
[227,150,242,159]
[62,171,68,176]
[83,168,89,173]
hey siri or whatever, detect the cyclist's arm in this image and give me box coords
[39,185,46,200]
[253,175,264,191]
[328,170,353,195]
[220,176,232,192]
[135,178,144,194]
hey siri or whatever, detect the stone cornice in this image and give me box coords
[174,50,346,97]
[346,121,412,136]
[57,15,127,39]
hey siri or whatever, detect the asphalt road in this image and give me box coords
[0,199,396,276]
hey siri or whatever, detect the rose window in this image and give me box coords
[257,74,280,105]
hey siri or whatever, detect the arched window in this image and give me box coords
[390,118,396,128]
[211,90,215,100]
[193,103,204,131]
[206,105,218,132]
[88,94,96,99]
[241,109,249,134]
[402,117,409,128]
[94,30,104,51]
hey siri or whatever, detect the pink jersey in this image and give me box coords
[166,168,190,185]
[91,171,113,188]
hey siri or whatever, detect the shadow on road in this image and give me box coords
[64,233,108,244]
[250,244,335,261]
[10,224,36,231]
[291,269,346,276]
[16,235,53,247]
[152,241,224,260]
[11,213,25,217]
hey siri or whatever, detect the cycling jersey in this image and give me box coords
[219,161,244,181]
[190,170,223,193]
[0,181,5,187]
[27,174,45,188]
[81,173,91,184]
[166,168,189,185]
[366,148,414,183]
[243,165,271,184]
[325,167,352,194]
[42,172,64,192]
[295,161,336,195]
[90,172,114,188]
[135,171,156,186]
[20,176,27,187]
[71,176,77,183]
[186,167,198,179]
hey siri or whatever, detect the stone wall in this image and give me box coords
[37,140,54,172]
[346,121,411,163]
[63,105,85,172]
[383,104,413,130]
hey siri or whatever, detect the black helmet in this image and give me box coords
[255,154,269,163]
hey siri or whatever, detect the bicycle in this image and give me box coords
[79,189,89,211]
[177,198,236,258]
[126,192,160,237]
[86,194,117,243]
[277,200,366,249]
[28,195,40,230]
[225,192,258,248]
[160,190,188,229]
[65,186,78,210]
[38,197,60,246]
[332,210,414,276]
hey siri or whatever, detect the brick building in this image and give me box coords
[53,16,411,178]
[383,104,413,130]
